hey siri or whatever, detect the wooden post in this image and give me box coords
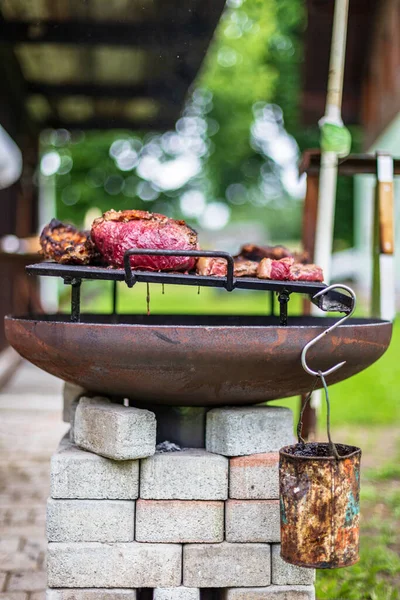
[300,173,319,440]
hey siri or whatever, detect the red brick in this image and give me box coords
[229,453,279,499]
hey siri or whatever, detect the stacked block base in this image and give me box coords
[46,402,315,599]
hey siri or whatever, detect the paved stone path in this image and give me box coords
[0,362,68,600]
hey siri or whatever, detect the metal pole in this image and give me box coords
[313,0,350,284]
[308,0,350,434]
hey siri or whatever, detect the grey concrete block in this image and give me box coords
[46,498,135,542]
[271,545,315,586]
[229,453,279,499]
[63,382,86,423]
[51,436,139,499]
[153,588,200,600]
[75,398,156,460]
[136,499,223,543]
[221,586,315,599]
[47,590,137,600]
[69,404,78,443]
[140,449,228,500]
[226,500,280,543]
[183,542,271,587]
[206,407,293,456]
[48,542,182,588]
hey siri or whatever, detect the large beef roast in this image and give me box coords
[91,209,199,271]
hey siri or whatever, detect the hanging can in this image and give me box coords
[279,283,362,569]
[279,441,361,568]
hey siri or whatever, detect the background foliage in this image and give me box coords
[42,0,356,247]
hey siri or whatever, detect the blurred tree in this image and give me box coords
[41,0,357,246]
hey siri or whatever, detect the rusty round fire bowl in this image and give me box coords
[279,442,362,569]
[5,314,392,406]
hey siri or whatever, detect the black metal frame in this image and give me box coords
[27,249,354,324]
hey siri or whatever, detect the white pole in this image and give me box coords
[313,0,350,284]
[310,0,350,422]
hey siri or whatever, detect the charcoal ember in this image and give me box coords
[156,441,181,453]
[91,209,198,271]
[289,263,324,282]
[40,219,100,265]
[238,243,309,264]
[257,257,294,280]
[196,257,258,278]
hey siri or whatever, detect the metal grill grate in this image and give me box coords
[26,249,353,324]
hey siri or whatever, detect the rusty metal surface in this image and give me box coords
[5,314,392,406]
[279,443,361,568]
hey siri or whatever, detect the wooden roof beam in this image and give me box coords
[0,19,208,47]
[43,116,177,131]
[27,81,186,101]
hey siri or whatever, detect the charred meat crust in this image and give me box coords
[237,243,309,264]
[40,219,101,265]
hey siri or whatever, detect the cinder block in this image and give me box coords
[229,453,279,499]
[153,588,200,600]
[226,500,280,543]
[221,586,315,599]
[50,436,139,499]
[47,590,137,599]
[136,500,223,543]
[271,545,315,586]
[75,398,156,460]
[206,407,293,456]
[63,382,87,423]
[140,449,228,500]
[46,498,135,542]
[48,542,182,588]
[183,542,271,587]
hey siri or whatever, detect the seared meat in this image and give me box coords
[289,263,324,282]
[257,257,294,280]
[257,257,324,282]
[40,219,99,265]
[196,257,259,278]
[237,244,309,264]
[91,209,198,271]
[233,259,259,277]
[196,257,228,277]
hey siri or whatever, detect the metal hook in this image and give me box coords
[301,284,356,378]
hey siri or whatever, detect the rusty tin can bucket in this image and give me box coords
[279,441,361,568]
[280,283,362,568]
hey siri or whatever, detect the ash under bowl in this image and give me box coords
[5,314,392,406]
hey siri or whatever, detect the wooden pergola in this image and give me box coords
[0,0,225,357]
[0,0,225,132]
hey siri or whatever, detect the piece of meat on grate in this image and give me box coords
[257,257,294,280]
[257,257,324,282]
[233,259,259,277]
[91,209,199,271]
[289,263,324,282]
[237,243,309,264]
[196,257,259,278]
[196,257,228,277]
[40,219,100,265]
